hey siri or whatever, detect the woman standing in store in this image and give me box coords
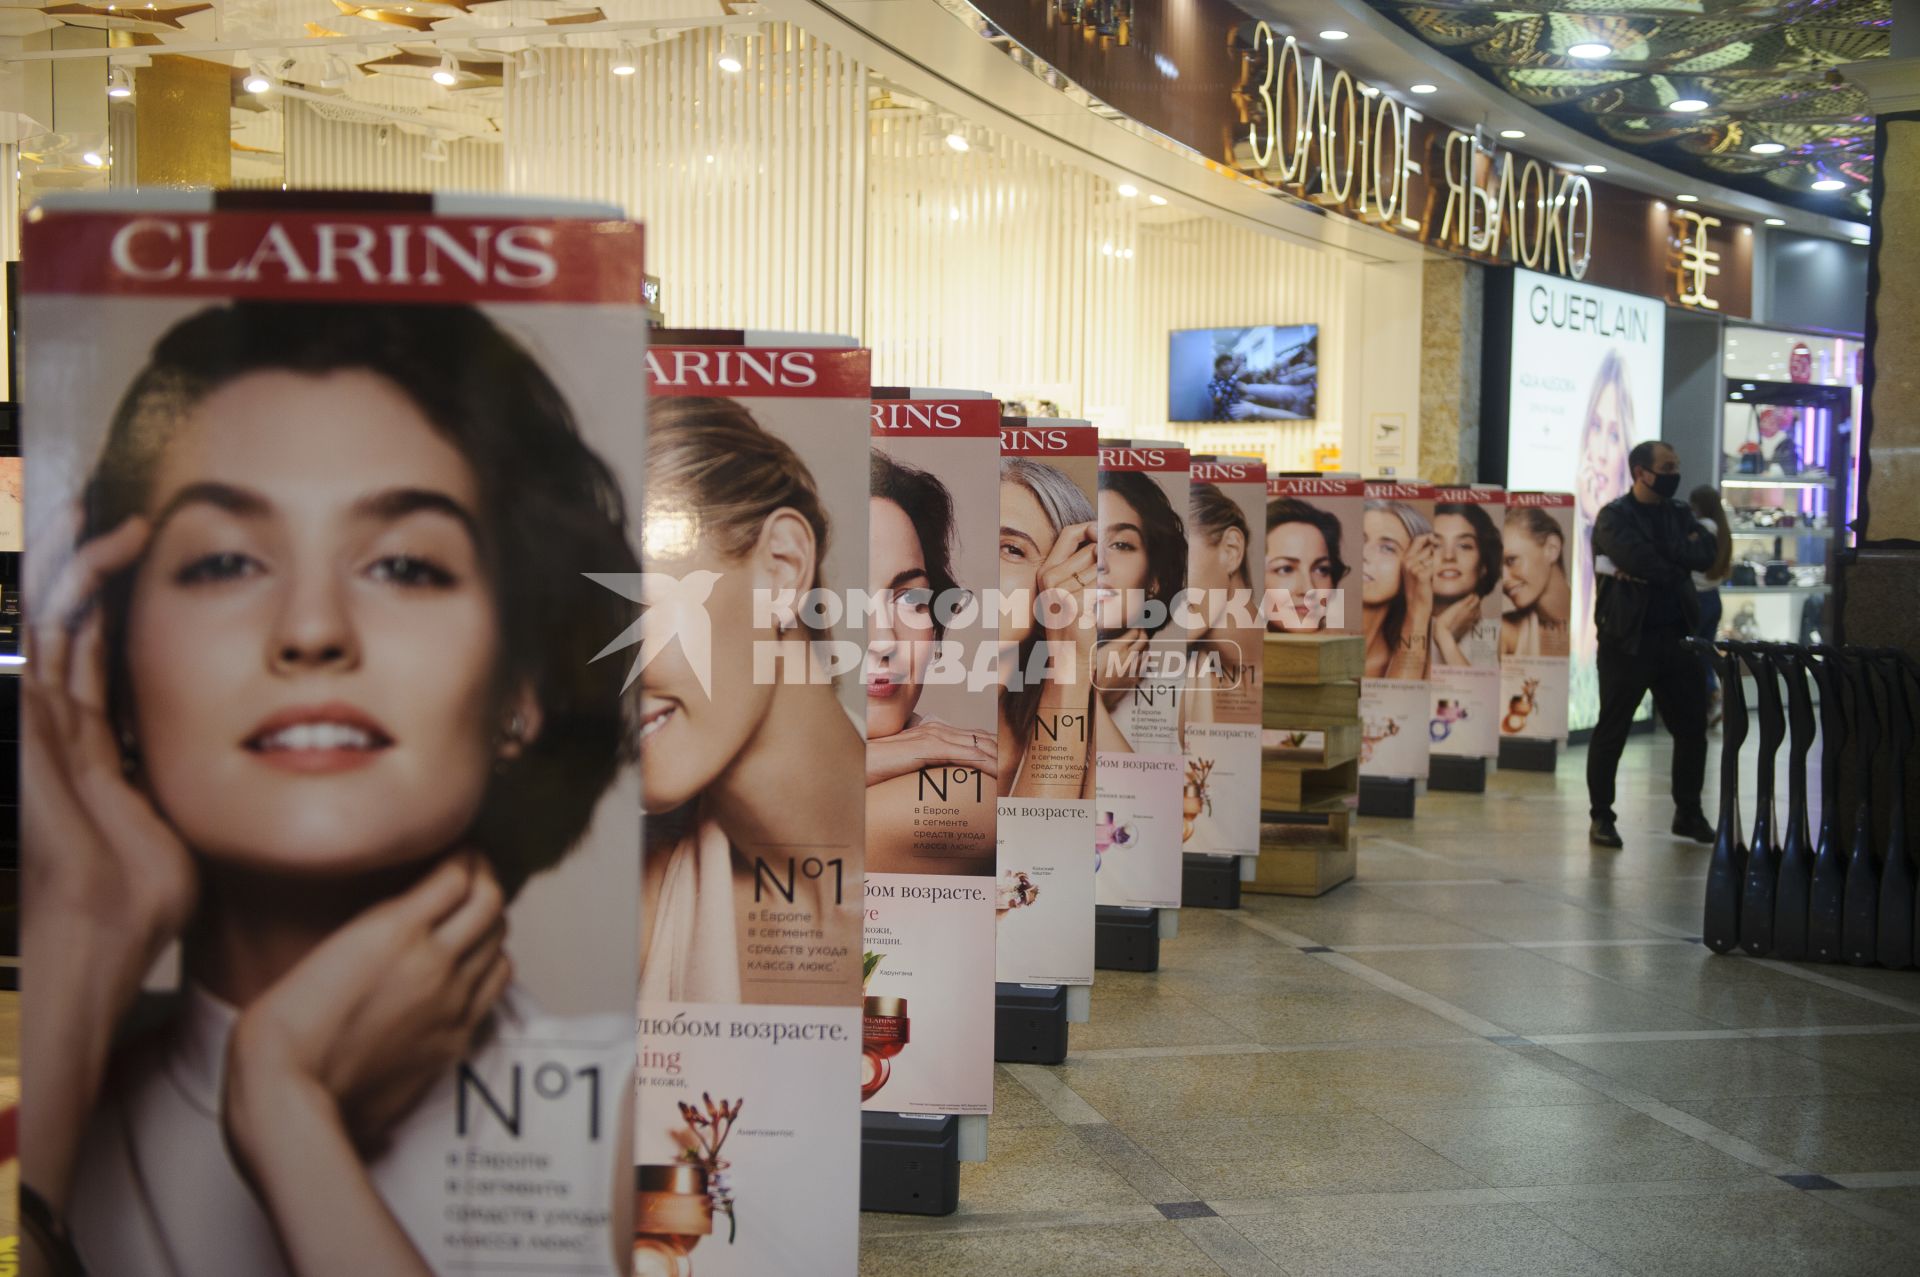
[1689,484,1734,723]
[638,396,864,1004]
[1429,501,1502,667]
[1501,506,1573,658]
[25,302,638,1277]
[1264,496,1349,631]
[1360,499,1437,679]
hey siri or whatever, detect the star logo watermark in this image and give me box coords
[587,570,722,697]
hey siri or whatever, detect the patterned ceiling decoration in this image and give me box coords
[1364,0,1887,214]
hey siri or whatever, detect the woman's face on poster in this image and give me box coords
[1264,519,1333,626]
[1361,509,1409,608]
[1431,513,1482,602]
[866,495,933,740]
[1502,523,1560,612]
[1579,380,1628,519]
[124,369,514,875]
[1096,487,1152,629]
[998,479,1056,649]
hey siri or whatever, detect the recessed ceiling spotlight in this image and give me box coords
[1764,217,1786,226]
[1499,129,1526,140]
[612,44,637,76]
[1749,141,1786,155]
[1147,193,1168,206]
[945,129,970,153]
[1811,178,1846,191]
[243,63,272,95]
[1410,83,1437,94]
[1677,194,1699,203]
[81,150,104,168]
[1668,98,1710,112]
[716,37,743,74]
[1566,42,1611,59]
[1116,183,1139,198]
[106,66,133,99]
[1319,30,1349,41]
[1583,164,1607,174]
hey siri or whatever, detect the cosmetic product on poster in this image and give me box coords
[1360,480,1439,781]
[20,193,646,1277]
[862,390,999,1117]
[1184,456,1267,859]
[1095,439,1192,909]
[1498,492,1577,743]
[1429,486,1507,760]
[994,417,1099,987]
[640,335,869,1277]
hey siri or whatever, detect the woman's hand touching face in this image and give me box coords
[1402,532,1439,613]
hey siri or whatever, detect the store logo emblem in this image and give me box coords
[1673,209,1723,312]
[586,571,720,696]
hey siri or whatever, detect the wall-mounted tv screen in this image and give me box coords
[1169,324,1317,423]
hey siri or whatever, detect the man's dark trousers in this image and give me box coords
[1587,627,1709,824]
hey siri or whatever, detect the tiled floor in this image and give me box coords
[860,733,1920,1275]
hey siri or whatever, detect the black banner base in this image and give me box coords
[1428,755,1487,793]
[994,982,1069,1064]
[1182,854,1243,909]
[861,1112,960,1215]
[1498,737,1559,773]
[1357,775,1417,818]
[1094,905,1161,971]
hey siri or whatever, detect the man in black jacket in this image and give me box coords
[1587,440,1719,849]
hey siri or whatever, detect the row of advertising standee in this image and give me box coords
[18,197,1573,1277]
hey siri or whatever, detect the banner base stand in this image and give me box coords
[994,982,1069,1064]
[1159,908,1179,939]
[958,1115,988,1164]
[1066,984,1091,1023]
[1239,853,1258,882]
[1498,738,1559,773]
[1428,756,1488,793]
[861,1112,960,1215]
[1357,776,1418,818]
[1182,854,1243,909]
[1095,906,1161,971]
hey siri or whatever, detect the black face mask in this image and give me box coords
[1650,472,1681,499]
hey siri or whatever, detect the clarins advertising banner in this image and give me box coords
[1095,439,1191,908]
[1185,456,1266,860]
[641,339,869,1277]
[1429,486,1506,761]
[21,194,645,1276]
[995,416,1098,987]
[1265,474,1364,636]
[1504,269,1665,733]
[1359,480,1437,781]
[862,392,999,1117]
[1499,492,1576,743]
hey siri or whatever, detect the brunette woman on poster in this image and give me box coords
[1095,469,1187,729]
[996,458,1099,797]
[1575,351,1635,659]
[1185,482,1259,713]
[865,451,995,873]
[639,397,864,1004]
[1429,502,1502,668]
[1361,499,1437,680]
[1264,497,1349,631]
[1500,507,1573,659]
[23,303,637,1277]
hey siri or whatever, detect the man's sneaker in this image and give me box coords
[1672,811,1716,844]
[1590,820,1624,849]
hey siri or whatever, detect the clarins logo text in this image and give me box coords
[872,402,964,430]
[108,218,559,288]
[646,348,820,390]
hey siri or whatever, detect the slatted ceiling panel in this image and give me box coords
[283,99,502,192]
[505,27,865,334]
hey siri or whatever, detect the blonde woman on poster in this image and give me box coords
[639,396,864,1005]
[1185,480,1258,715]
[25,301,638,1276]
[1574,350,1635,660]
[1501,506,1572,659]
[1360,499,1437,680]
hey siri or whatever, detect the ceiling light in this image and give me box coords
[1749,141,1786,155]
[1677,194,1699,203]
[716,37,743,73]
[1410,83,1437,94]
[243,63,272,95]
[318,55,349,89]
[1583,164,1607,174]
[423,135,449,163]
[1566,42,1611,59]
[432,52,458,87]
[81,151,104,168]
[1852,237,1870,246]
[1764,217,1786,226]
[949,205,961,221]
[945,130,970,153]
[106,66,133,99]
[1811,178,1846,191]
[1100,242,1113,256]
[1319,30,1349,41]
[520,47,545,79]
[1147,193,1168,206]
[612,44,636,76]
[1668,98,1710,113]
[1499,129,1525,140]
[1116,182,1139,198]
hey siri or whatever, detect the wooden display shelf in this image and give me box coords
[1263,679,1361,723]
[1262,723,1360,770]
[1263,632,1364,685]
[1261,757,1360,811]
[1248,811,1356,897]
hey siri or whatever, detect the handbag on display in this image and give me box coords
[1731,562,1760,588]
[1774,439,1801,476]
[1764,560,1794,587]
